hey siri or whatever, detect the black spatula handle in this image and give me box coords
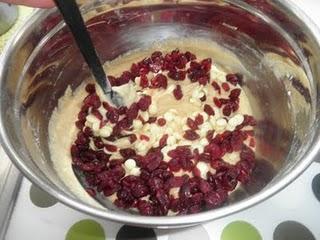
[53,0,110,92]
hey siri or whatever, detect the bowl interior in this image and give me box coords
[1,0,318,227]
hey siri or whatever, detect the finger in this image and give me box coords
[1,0,55,8]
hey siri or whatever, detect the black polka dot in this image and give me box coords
[273,221,315,240]
[29,184,58,208]
[312,173,320,202]
[116,225,157,240]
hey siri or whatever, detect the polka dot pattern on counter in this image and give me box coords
[29,184,58,208]
[221,221,262,240]
[312,173,320,202]
[65,219,105,240]
[273,221,315,240]
[116,225,156,240]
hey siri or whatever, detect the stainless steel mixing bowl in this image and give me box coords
[1,0,320,228]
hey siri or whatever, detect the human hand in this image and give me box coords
[0,0,54,8]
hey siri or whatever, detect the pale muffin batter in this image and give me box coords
[49,38,256,215]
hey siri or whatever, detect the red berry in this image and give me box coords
[183,130,200,140]
[138,95,152,111]
[204,104,215,116]
[221,82,230,92]
[173,85,183,100]
[151,74,168,89]
[157,118,167,126]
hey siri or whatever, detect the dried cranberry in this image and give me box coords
[157,118,166,126]
[185,51,196,61]
[204,189,227,209]
[130,63,140,77]
[168,70,186,81]
[85,84,96,94]
[212,81,221,94]
[204,104,215,116]
[137,200,154,216]
[221,168,239,191]
[139,74,149,88]
[129,134,137,143]
[226,73,243,86]
[201,58,212,72]
[187,118,198,130]
[168,158,181,172]
[205,143,223,159]
[199,179,212,193]
[221,82,230,92]
[83,94,101,109]
[119,148,136,159]
[105,144,117,152]
[213,97,222,108]
[206,130,215,142]
[75,120,85,130]
[183,130,200,140]
[194,114,204,125]
[159,134,169,148]
[222,104,232,116]
[127,103,139,120]
[229,88,241,100]
[107,110,119,123]
[148,177,164,191]
[138,95,152,111]
[198,75,210,85]
[132,183,149,198]
[86,188,96,197]
[140,135,150,141]
[173,85,183,100]
[151,74,168,89]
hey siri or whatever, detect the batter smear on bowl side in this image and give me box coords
[49,43,257,216]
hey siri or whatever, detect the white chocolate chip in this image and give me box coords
[124,159,136,170]
[164,112,174,122]
[133,120,143,130]
[198,91,205,99]
[226,124,236,131]
[149,103,158,115]
[196,162,209,179]
[86,114,99,124]
[200,138,209,146]
[165,127,174,135]
[201,112,209,122]
[161,146,171,161]
[130,167,141,176]
[140,111,149,122]
[167,136,177,146]
[136,142,147,153]
[180,140,192,145]
[192,88,201,99]
[167,84,176,93]
[92,122,100,132]
[182,125,189,131]
[216,118,227,130]
[99,125,112,138]
[228,114,245,127]
[189,98,202,106]
[142,123,150,132]
[200,122,212,137]
[173,132,182,140]
[209,116,216,128]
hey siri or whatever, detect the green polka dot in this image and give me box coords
[221,221,262,240]
[66,219,105,240]
[29,184,58,208]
